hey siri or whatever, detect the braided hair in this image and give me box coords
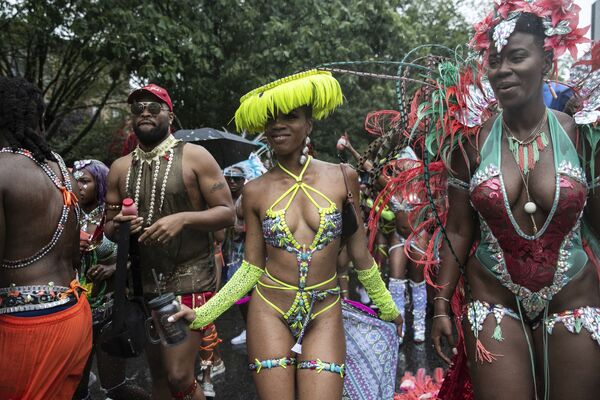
[0,76,55,162]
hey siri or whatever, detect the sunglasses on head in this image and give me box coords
[130,102,168,116]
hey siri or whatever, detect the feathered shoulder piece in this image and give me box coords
[568,42,600,183]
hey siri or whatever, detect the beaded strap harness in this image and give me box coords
[0,148,79,269]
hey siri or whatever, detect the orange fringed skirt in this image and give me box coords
[0,295,92,400]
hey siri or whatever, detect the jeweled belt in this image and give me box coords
[0,284,73,314]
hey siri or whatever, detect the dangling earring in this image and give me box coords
[300,136,310,165]
[545,78,557,100]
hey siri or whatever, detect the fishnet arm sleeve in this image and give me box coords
[190,260,264,330]
[356,260,400,321]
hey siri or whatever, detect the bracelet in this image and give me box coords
[432,314,451,319]
[433,296,450,303]
[105,203,122,211]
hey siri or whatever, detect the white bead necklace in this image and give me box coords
[125,135,180,226]
[80,205,104,231]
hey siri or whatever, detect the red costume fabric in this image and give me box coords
[471,174,587,291]
[181,292,221,363]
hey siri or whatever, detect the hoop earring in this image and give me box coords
[300,136,310,165]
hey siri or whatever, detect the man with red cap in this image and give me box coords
[105,84,235,400]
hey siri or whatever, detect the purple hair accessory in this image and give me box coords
[73,159,109,206]
[73,159,93,170]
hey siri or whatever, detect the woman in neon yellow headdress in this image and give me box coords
[170,70,403,399]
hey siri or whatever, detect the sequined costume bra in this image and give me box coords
[469,111,588,319]
[259,156,343,350]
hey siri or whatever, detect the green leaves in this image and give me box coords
[1,0,470,162]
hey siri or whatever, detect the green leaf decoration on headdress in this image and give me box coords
[234,70,343,133]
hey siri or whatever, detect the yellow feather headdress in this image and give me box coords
[234,70,343,133]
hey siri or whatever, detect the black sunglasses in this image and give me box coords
[225,176,245,182]
[131,102,168,116]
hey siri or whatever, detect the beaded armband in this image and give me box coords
[355,260,400,321]
[190,260,264,330]
[249,357,296,373]
[297,360,345,378]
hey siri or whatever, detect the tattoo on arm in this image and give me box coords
[210,182,226,193]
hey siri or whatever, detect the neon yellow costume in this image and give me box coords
[258,156,343,351]
[189,156,398,356]
[189,69,398,376]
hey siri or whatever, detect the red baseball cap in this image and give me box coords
[127,84,173,111]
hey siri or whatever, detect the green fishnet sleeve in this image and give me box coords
[356,260,400,321]
[190,260,264,330]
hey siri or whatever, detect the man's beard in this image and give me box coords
[133,124,169,147]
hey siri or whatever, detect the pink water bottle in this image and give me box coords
[122,198,137,216]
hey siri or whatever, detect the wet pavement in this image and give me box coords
[90,304,448,399]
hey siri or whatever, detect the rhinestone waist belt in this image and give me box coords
[0,284,72,314]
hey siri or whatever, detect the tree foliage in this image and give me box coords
[1,0,470,163]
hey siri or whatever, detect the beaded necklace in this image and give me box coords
[80,205,104,232]
[125,135,180,226]
[502,110,549,175]
[0,147,80,269]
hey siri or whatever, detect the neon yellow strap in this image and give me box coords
[277,156,311,181]
[312,294,340,318]
[255,286,341,320]
[270,184,301,212]
[255,286,287,315]
[259,268,338,291]
[190,260,264,330]
[269,156,336,213]
[356,260,400,321]
[299,185,329,209]
[375,244,389,257]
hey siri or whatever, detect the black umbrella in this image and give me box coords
[174,128,260,168]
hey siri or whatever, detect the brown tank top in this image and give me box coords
[126,139,215,296]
